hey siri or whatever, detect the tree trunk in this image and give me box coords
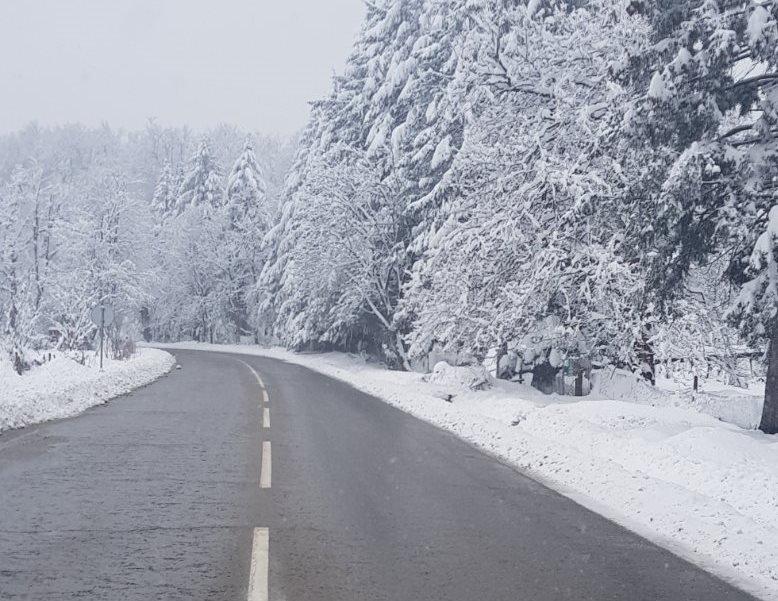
[139,307,152,342]
[759,319,778,434]
[636,331,656,385]
[394,330,412,371]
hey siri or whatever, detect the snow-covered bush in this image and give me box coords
[424,361,492,392]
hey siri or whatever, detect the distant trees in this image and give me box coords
[0,166,34,372]
[150,135,274,343]
[0,123,292,369]
[0,150,153,369]
[49,169,153,351]
[176,139,223,212]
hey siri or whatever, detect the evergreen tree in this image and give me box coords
[225,138,267,228]
[223,138,270,340]
[177,138,223,212]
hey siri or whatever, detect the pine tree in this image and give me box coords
[222,138,270,340]
[225,138,267,229]
[177,138,223,212]
[256,107,327,339]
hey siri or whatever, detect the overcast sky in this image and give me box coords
[0,0,365,136]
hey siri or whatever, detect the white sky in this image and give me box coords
[0,0,365,136]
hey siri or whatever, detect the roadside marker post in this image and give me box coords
[90,303,115,370]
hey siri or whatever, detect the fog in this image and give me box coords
[0,0,364,135]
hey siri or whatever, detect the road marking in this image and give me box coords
[238,359,267,405]
[263,407,270,429]
[238,359,265,387]
[247,527,269,601]
[260,441,272,488]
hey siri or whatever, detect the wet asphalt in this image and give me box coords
[0,348,759,600]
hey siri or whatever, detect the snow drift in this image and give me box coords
[0,348,175,432]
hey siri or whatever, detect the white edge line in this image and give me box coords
[260,441,272,489]
[247,527,269,601]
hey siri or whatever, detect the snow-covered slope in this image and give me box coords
[154,342,777,601]
[0,348,175,432]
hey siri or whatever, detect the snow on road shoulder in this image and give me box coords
[0,348,175,433]
[154,342,778,600]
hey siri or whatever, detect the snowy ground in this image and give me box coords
[0,348,175,433]
[153,341,778,600]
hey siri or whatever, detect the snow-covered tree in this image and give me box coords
[256,110,327,338]
[225,139,268,228]
[153,206,231,342]
[275,149,411,365]
[176,138,223,212]
[397,0,651,389]
[0,122,293,362]
[733,206,778,431]
[615,0,778,431]
[0,166,34,372]
[223,139,270,340]
[257,1,430,362]
[151,162,177,216]
[48,169,154,351]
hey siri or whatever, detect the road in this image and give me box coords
[0,348,758,600]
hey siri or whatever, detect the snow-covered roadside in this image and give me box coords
[0,348,175,433]
[154,342,777,600]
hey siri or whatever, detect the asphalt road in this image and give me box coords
[0,349,758,600]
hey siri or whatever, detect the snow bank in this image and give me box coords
[0,348,175,432]
[594,367,765,429]
[425,361,492,391]
[153,342,777,600]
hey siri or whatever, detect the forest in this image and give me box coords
[2,0,778,433]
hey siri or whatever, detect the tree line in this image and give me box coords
[258,0,778,433]
[0,123,294,369]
